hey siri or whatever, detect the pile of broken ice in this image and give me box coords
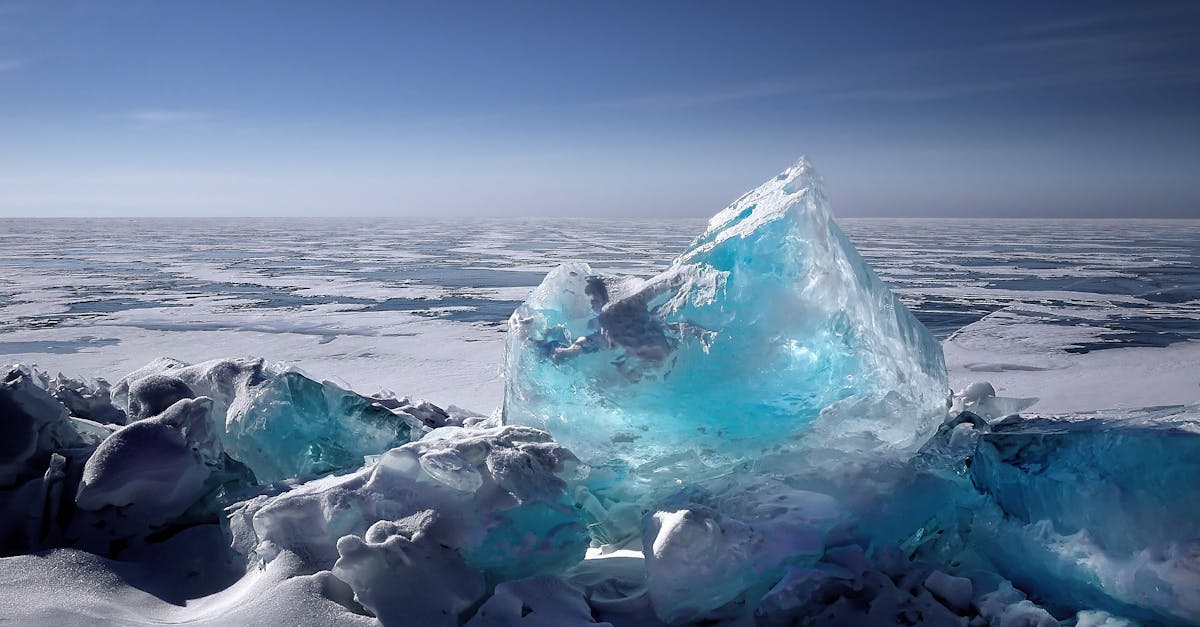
[2,159,1197,626]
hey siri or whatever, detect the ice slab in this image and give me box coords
[970,411,1200,624]
[0,366,85,489]
[75,398,220,521]
[504,158,948,496]
[228,425,588,580]
[114,358,425,483]
[223,370,423,483]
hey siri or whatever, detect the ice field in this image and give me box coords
[1,212,1197,415]
[1,160,1199,626]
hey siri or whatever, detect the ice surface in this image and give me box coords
[3,215,1196,416]
[504,158,949,492]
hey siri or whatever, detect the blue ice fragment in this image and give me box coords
[973,416,1200,554]
[226,371,421,483]
[969,413,1200,623]
[461,501,591,581]
[503,158,948,487]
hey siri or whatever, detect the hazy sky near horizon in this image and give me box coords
[1,1,1198,218]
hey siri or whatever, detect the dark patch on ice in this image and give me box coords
[0,337,120,354]
[362,268,547,289]
[1024,315,1200,354]
[366,297,525,324]
[902,297,1006,339]
[67,298,181,315]
[964,363,1050,372]
[985,271,1200,305]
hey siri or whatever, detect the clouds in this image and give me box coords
[0,1,1196,217]
[125,110,214,126]
[587,79,806,111]
[829,8,1200,104]
[579,2,1200,113]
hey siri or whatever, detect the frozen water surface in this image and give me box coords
[1,211,1197,413]
[0,160,1199,626]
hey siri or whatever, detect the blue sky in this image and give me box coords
[1,1,1198,217]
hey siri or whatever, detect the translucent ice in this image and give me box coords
[504,157,948,491]
[970,412,1200,623]
[223,371,423,483]
[115,358,424,483]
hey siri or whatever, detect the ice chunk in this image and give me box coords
[642,495,838,624]
[0,366,85,488]
[75,398,221,520]
[466,576,612,627]
[976,581,1060,627]
[332,511,486,627]
[504,158,948,490]
[115,358,425,483]
[643,507,772,623]
[42,372,127,425]
[950,381,1037,422]
[973,415,1200,557]
[970,413,1200,623]
[110,357,190,412]
[923,570,973,613]
[228,425,588,579]
[1073,610,1136,627]
[223,371,422,483]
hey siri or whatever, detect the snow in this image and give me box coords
[945,323,1200,413]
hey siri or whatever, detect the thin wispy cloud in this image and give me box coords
[832,66,1200,103]
[825,9,1200,104]
[587,79,805,111]
[125,109,214,126]
[596,4,1200,112]
[1019,3,1200,35]
[1,2,1194,218]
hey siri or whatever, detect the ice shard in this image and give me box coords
[229,425,588,580]
[115,359,426,483]
[504,158,949,483]
[223,371,423,483]
[969,411,1200,624]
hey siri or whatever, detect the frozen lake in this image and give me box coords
[1,217,1198,413]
